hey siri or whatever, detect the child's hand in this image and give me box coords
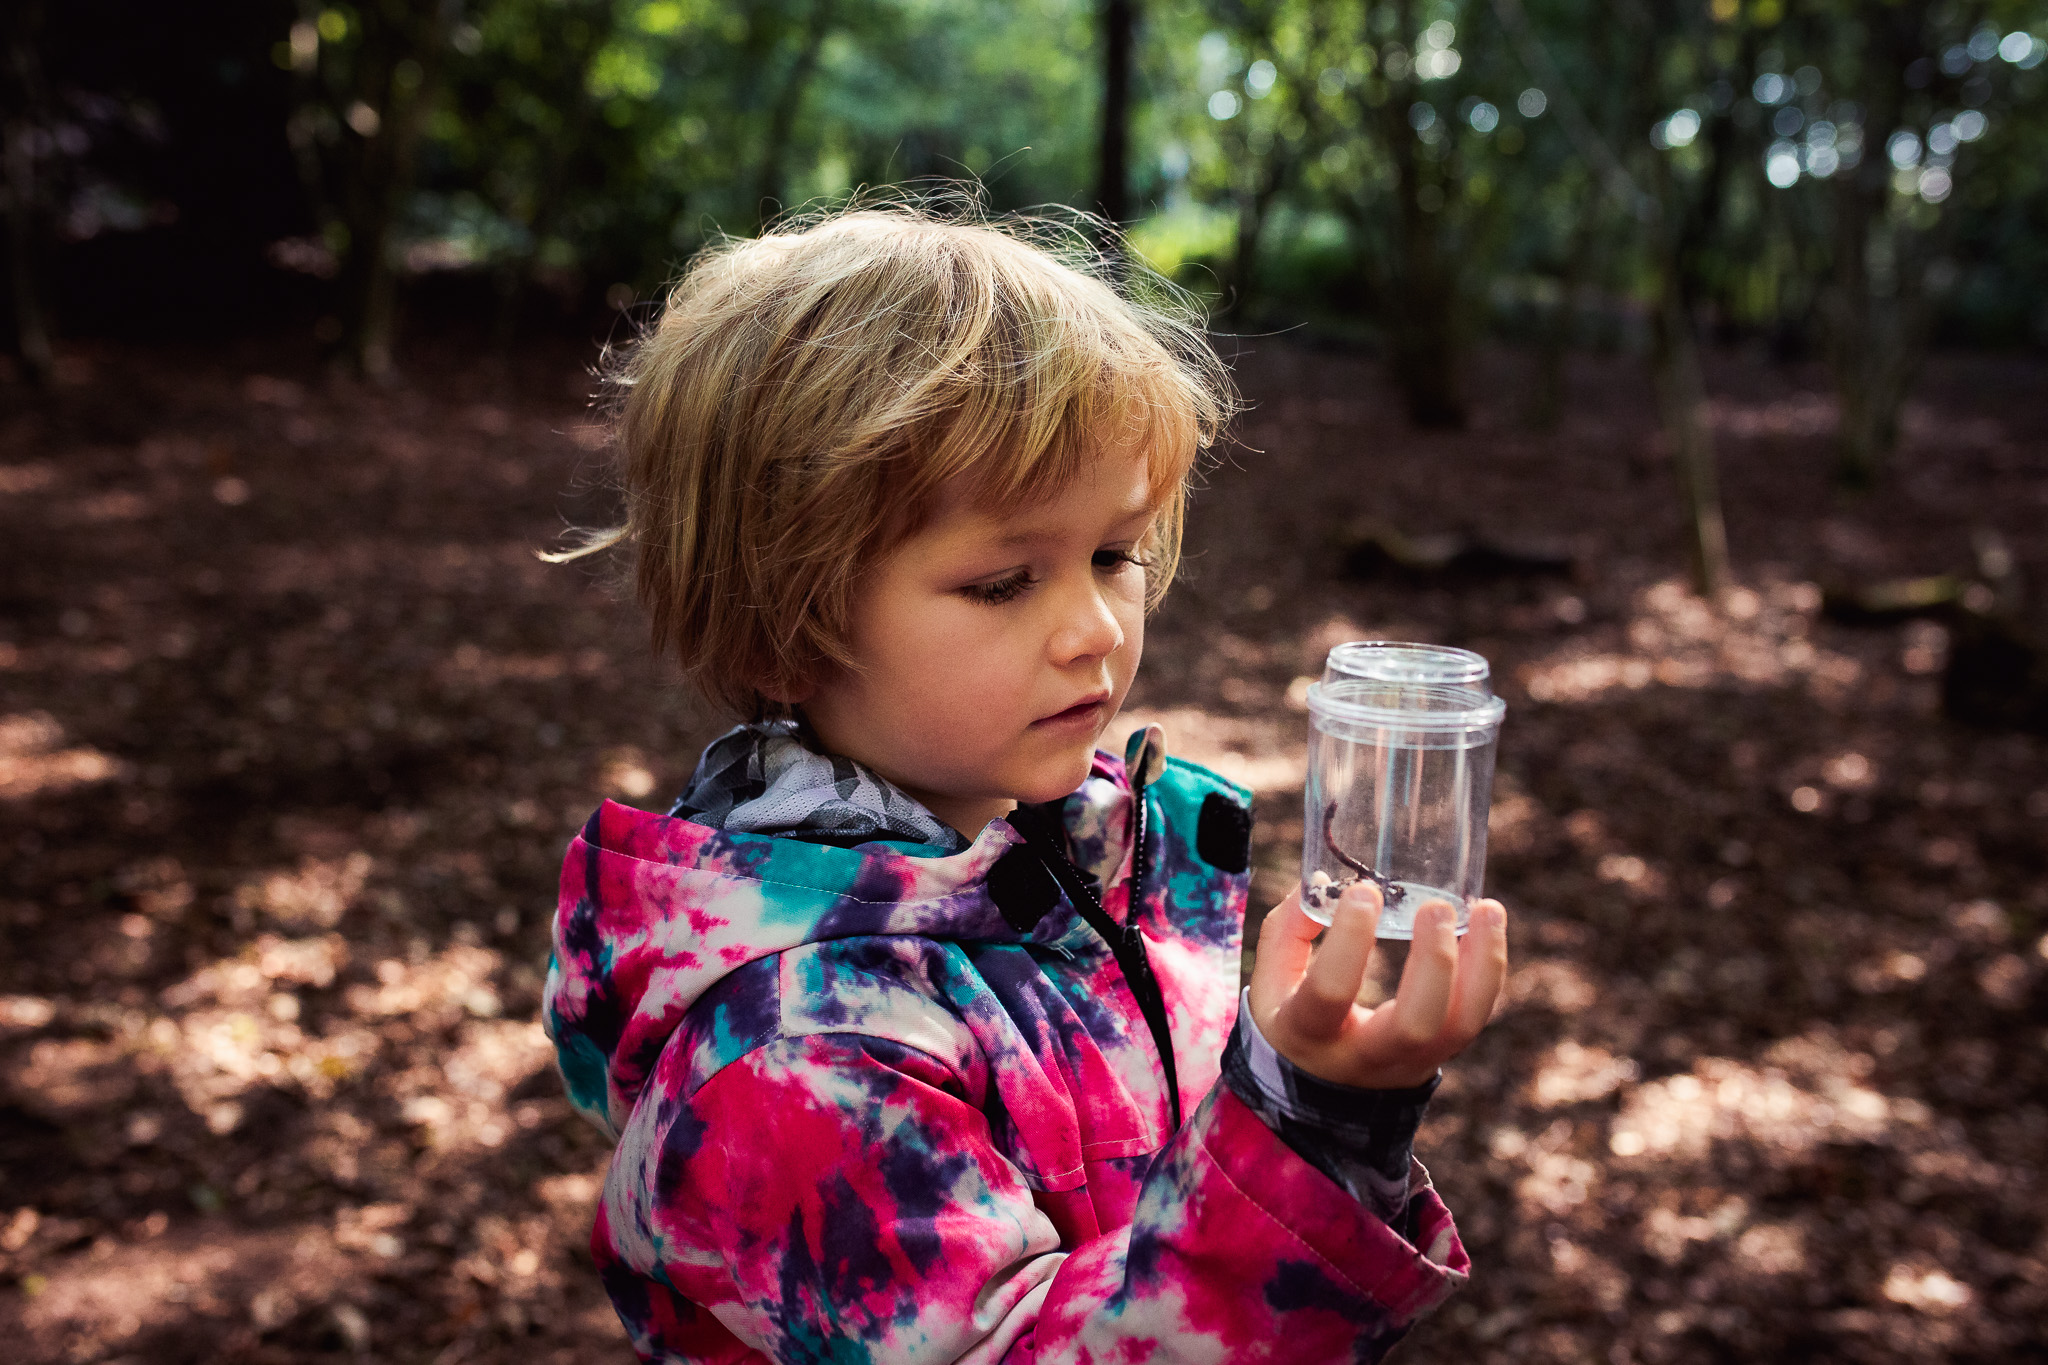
[1249,883,1508,1090]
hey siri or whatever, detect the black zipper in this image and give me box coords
[1010,788,1183,1135]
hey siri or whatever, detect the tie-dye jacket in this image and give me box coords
[544,744,1469,1363]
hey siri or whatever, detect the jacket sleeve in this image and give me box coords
[596,1029,1468,1364]
[1221,989,1441,1228]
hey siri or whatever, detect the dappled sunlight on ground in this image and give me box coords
[2,339,2043,1362]
[1453,1016,2033,1360]
[1520,578,1863,706]
[1605,1034,1922,1160]
[0,712,125,801]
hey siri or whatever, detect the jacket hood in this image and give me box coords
[543,751,1139,1138]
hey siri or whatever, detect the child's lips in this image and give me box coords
[1033,694,1111,728]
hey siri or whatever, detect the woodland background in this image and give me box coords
[3,1,2047,1362]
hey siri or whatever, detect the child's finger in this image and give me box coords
[1385,899,1458,1050]
[1251,888,1335,1018]
[1249,888,1318,1016]
[1288,881,1381,1037]
[1443,898,1509,1046]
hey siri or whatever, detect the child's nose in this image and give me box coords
[1048,580,1125,665]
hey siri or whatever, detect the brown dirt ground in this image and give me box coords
[1,331,2043,1364]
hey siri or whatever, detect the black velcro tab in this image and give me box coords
[986,845,1062,933]
[1195,792,1252,873]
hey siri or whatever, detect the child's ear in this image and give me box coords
[757,677,816,706]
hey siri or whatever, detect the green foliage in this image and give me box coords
[404,0,1105,296]
[261,0,2048,348]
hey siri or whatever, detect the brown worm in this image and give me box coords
[1321,802,1406,907]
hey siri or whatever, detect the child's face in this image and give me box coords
[798,442,1158,841]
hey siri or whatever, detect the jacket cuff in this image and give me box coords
[1222,990,1440,1222]
[1194,1081,1470,1321]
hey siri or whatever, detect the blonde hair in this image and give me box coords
[560,195,1237,718]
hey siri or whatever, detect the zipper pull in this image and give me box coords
[1122,722,1167,791]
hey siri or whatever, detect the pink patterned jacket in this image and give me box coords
[544,741,1468,1363]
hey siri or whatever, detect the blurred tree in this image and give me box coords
[423,0,1101,319]
[9,0,2046,461]
[1098,0,1138,226]
[1346,0,1516,428]
[1625,0,1737,600]
[290,0,470,379]
[1181,0,1527,426]
[1785,0,2047,484]
[1518,169,1601,432]
[464,0,620,353]
[752,0,843,226]
[1493,0,1734,595]
[2,0,55,386]
[1185,5,1310,317]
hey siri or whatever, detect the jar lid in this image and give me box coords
[1307,679,1506,736]
[1324,640,1491,687]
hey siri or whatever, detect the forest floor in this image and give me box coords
[1,327,2044,1364]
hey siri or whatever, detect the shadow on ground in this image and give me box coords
[1,334,2043,1363]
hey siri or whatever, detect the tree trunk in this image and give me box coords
[1826,119,1907,484]
[2,0,52,387]
[1829,178,1881,485]
[1826,0,1934,486]
[1220,155,1292,320]
[1649,269,1729,599]
[494,0,618,358]
[754,0,837,229]
[1621,0,1727,597]
[1387,201,1465,426]
[1374,0,1465,428]
[1226,188,1263,316]
[336,0,462,381]
[1526,209,1596,431]
[1095,0,1135,228]
[3,121,52,388]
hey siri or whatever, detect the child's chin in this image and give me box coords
[1016,749,1099,805]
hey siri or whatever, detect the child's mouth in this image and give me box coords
[1033,694,1110,728]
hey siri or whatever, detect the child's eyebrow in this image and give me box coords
[992,522,1150,550]
[984,498,1158,548]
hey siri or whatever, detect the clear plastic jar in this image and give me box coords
[1302,678,1505,938]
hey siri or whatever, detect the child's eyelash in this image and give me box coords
[1093,548,1151,572]
[962,571,1034,605]
[960,550,1150,607]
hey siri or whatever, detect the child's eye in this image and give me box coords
[962,570,1034,605]
[1093,548,1150,573]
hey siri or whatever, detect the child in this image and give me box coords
[543,202,1509,1363]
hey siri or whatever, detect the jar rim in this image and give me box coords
[1307,679,1507,730]
[1325,640,1491,684]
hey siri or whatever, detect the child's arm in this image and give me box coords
[1230,881,1508,1230]
[596,883,1505,1365]
[1221,988,1443,1227]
